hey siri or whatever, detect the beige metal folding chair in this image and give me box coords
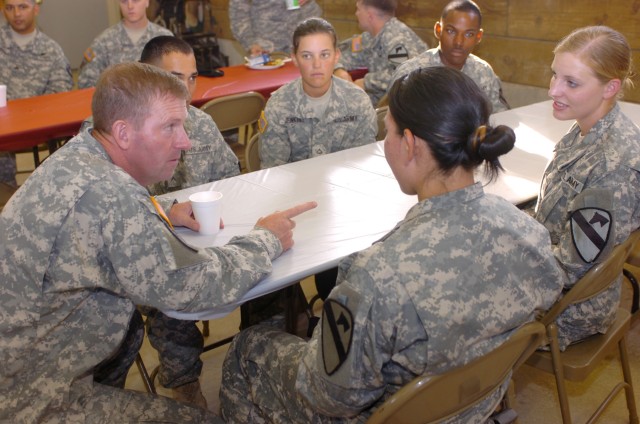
[0,181,17,212]
[623,240,640,313]
[366,321,546,424]
[245,132,261,173]
[199,91,266,145]
[375,106,388,141]
[526,229,640,424]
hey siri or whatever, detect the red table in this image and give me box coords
[0,62,301,152]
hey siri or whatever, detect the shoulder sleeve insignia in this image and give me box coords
[388,44,409,64]
[83,47,95,63]
[321,299,354,375]
[570,207,612,263]
[258,110,268,133]
[351,35,363,53]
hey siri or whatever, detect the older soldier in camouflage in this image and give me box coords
[142,35,239,407]
[0,0,73,186]
[229,0,322,55]
[535,26,640,350]
[333,0,427,106]
[77,0,172,88]
[0,62,315,422]
[259,18,377,169]
[220,67,564,423]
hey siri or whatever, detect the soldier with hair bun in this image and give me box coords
[219,66,564,423]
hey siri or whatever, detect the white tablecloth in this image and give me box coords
[165,100,640,320]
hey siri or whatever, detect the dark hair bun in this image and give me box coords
[476,125,515,161]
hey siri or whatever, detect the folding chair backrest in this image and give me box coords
[245,132,261,173]
[366,321,545,424]
[539,229,640,327]
[375,106,388,141]
[200,91,266,133]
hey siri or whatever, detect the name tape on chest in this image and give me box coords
[562,171,584,194]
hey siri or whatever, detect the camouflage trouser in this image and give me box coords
[220,327,507,424]
[40,374,223,423]
[0,152,17,186]
[220,325,315,424]
[219,325,371,424]
[554,279,621,350]
[145,308,203,388]
[93,308,145,388]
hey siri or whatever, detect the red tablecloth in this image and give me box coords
[0,62,301,151]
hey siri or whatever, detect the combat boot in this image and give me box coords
[172,379,208,410]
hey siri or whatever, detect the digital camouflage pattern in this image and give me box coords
[220,183,564,423]
[0,153,16,186]
[229,0,322,53]
[535,103,640,350]
[0,128,282,422]
[391,48,509,113]
[40,376,224,423]
[147,104,240,389]
[259,77,377,169]
[148,105,240,196]
[336,17,427,106]
[0,24,73,99]
[77,21,173,88]
[0,23,73,186]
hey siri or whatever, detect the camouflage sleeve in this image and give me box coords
[336,36,368,70]
[363,33,426,98]
[95,186,282,312]
[44,46,73,94]
[296,274,387,416]
[259,101,292,168]
[229,0,256,51]
[555,167,640,283]
[300,0,322,19]
[297,264,427,416]
[362,65,392,97]
[486,75,509,113]
[388,60,411,89]
[78,37,109,89]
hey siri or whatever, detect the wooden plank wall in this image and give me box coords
[210,0,640,102]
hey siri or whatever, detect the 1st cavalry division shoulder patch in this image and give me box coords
[321,299,354,375]
[570,207,612,263]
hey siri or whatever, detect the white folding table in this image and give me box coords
[165,100,640,320]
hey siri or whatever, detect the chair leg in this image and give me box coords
[619,336,640,424]
[31,147,41,168]
[202,320,210,338]
[547,324,572,424]
[134,353,156,394]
